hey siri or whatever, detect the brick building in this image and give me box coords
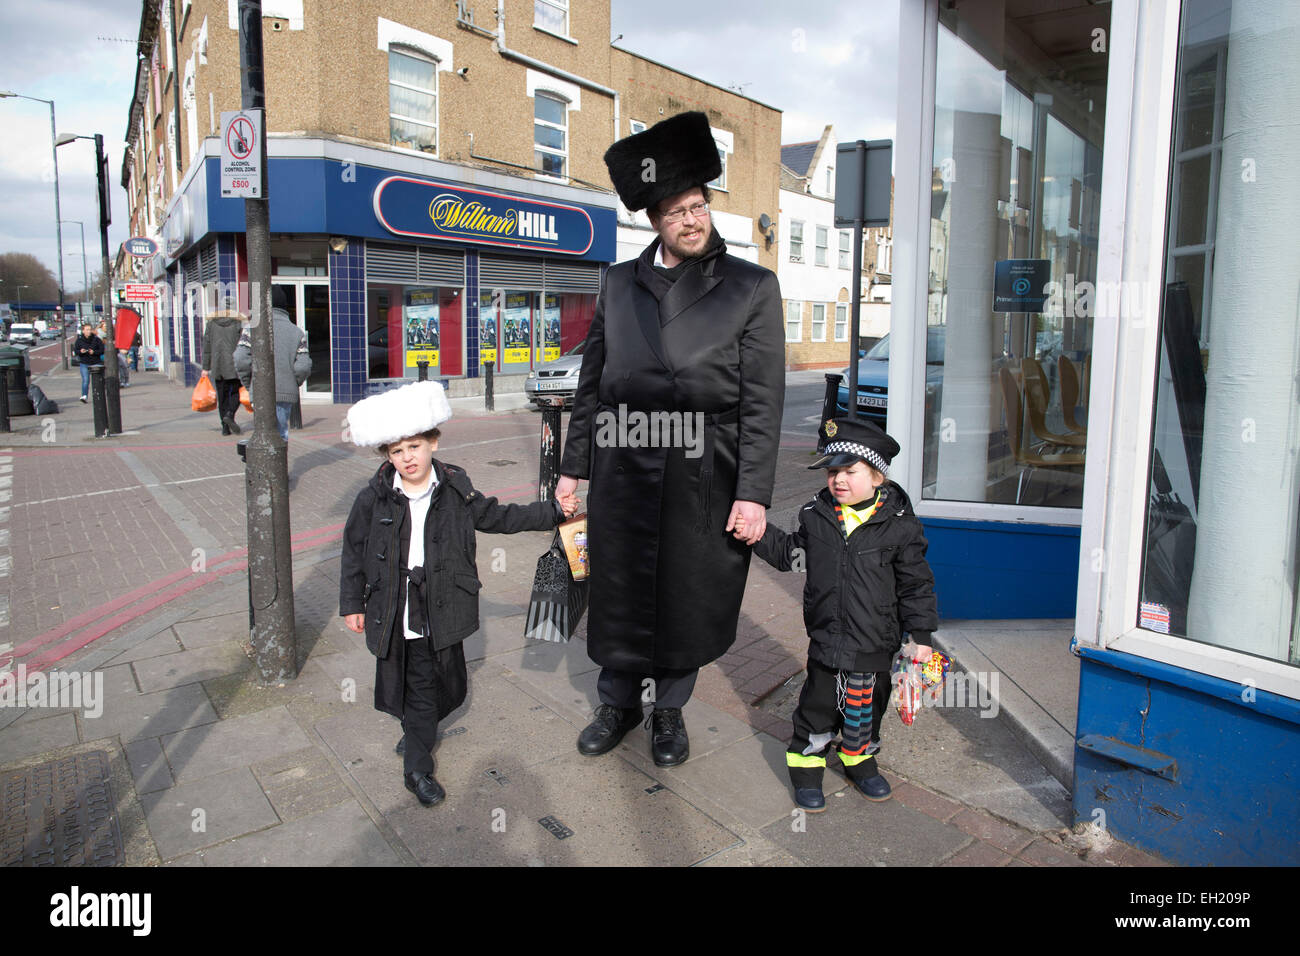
[120,0,781,402]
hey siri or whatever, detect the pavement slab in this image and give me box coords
[132,641,252,694]
[187,801,402,867]
[0,711,80,765]
[250,746,356,822]
[124,737,174,794]
[138,766,280,861]
[84,680,218,743]
[159,706,313,784]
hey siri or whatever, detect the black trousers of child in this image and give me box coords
[787,658,892,790]
[400,634,467,776]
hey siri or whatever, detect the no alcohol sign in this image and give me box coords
[220,109,263,198]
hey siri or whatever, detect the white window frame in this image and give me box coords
[629,119,646,135]
[785,300,802,342]
[839,230,851,270]
[811,303,827,342]
[534,91,568,180]
[815,226,829,267]
[834,302,849,341]
[789,220,804,262]
[709,127,732,192]
[534,0,569,38]
[875,235,891,276]
[388,45,438,156]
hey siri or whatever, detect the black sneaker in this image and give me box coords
[577,704,642,756]
[650,707,689,767]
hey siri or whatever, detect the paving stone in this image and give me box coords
[314,706,414,815]
[161,706,313,784]
[174,611,249,649]
[607,694,764,783]
[312,646,377,692]
[0,712,80,765]
[1017,837,1089,867]
[1118,844,1170,867]
[949,808,1037,855]
[133,641,251,693]
[893,782,965,822]
[124,736,174,794]
[194,801,400,867]
[138,767,280,861]
[387,750,741,867]
[759,778,970,866]
[941,839,1012,866]
[251,746,354,822]
[82,681,218,743]
[98,630,185,666]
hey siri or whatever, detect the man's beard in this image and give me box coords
[661,219,713,262]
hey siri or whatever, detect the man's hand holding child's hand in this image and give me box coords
[557,491,580,517]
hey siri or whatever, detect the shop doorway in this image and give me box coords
[272,279,332,403]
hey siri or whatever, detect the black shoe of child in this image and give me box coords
[794,787,827,813]
[852,773,892,802]
[404,771,445,806]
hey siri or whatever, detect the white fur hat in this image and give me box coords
[347,381,452,448]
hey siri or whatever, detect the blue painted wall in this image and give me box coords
[1072,646,1300,865]
[920,516,1080,619]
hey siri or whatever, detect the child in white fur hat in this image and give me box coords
[339,381,578,806]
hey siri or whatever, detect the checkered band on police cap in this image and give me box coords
[822,440,890,475]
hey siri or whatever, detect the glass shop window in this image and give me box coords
[366,285,464,380]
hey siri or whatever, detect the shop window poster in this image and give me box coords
[479,291,498,366]
[502,291,532,365]
[405,289,440,370]
[542,294,561,363]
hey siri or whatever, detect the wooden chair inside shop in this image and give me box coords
[1058,354,1088,433]
[999,366,1085,504]
[1021,358,1086,447]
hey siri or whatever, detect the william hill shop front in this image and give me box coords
[157,138,616,403]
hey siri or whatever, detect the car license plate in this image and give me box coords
[538,381,567,391]
[857,394,886,408]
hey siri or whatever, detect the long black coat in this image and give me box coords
[339,458,561,718]
[560,242,786,672]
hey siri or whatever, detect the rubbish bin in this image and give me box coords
[0,347,34,416]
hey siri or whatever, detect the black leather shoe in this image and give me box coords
[404,771,445,806]
[650,708,689,767]
[221,420,231,436]
[394,735,405,755]
[577,704,642,756]
[225,415,242,435]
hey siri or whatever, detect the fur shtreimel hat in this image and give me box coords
[603,111,721,213]
[347,381,452,448]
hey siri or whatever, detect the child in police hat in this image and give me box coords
[339,381,578,807]
[736,416,938,812]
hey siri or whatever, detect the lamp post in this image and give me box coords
[56,132,120,433]
[61,219,89,360]
[16,284,28,322]
[0,92,66,368]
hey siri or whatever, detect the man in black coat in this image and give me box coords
[556,112,786,767]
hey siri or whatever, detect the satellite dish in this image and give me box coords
[758,213,772,231]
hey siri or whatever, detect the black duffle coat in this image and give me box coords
[560,239,786,672]
[339,458,562,718]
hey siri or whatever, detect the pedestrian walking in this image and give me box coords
[202,309,246,434]
[71,323,103,403]
[130,330,142,372]
[745,417,939,811]
[339,381,578,806]
[232,299,310,441]
[555,111,786,767]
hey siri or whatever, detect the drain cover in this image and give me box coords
[1,751,123,867]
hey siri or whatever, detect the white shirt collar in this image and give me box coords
[653,242,666,268]
[392,468,437,501]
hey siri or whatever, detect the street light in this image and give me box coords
[61,219,88,344]
[16,284,28,318]
[0,91,67,369]
[57,131,121,433]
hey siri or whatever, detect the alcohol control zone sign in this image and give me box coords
[220,110,262,198]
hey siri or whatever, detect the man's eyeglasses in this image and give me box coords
[660,202,710,224]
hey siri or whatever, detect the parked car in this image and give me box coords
[40,327,60,340]
[835,328,946,425]
[523,340,585,407]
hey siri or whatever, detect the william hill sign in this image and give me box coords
[372,177,595,255]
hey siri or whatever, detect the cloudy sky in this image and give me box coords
[0,0,900,292]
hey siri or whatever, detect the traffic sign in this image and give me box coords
[220,109,263,198]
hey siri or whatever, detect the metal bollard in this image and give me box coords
[417,360,429,382]
[0,367,9,433]
[537,398,562,502]
[90,366,109,438]
[821,372,844,425]
[483,361,494,412]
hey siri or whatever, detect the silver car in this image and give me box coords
[523,340,585,408]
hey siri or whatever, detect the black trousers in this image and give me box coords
[597,666,698,711]
[215,377,241,423]
[399,635,467,775]
[786,659,893,789]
